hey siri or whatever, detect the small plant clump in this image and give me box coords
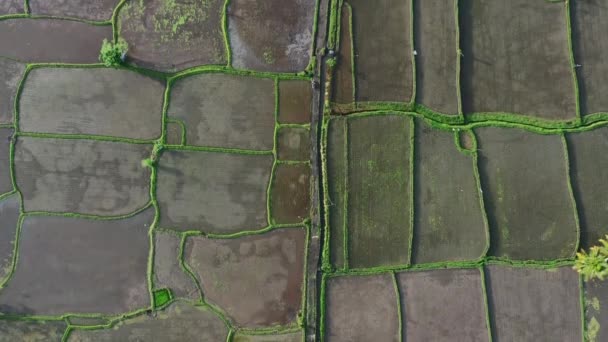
[153,288,172,308]
[99,38,129,67]
[574,235,608,281]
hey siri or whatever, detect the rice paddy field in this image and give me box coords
[0,0,606,341]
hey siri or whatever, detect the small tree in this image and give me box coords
[574,235,608,281]
[99,38,128,67]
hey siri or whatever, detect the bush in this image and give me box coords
[99,38,128,67]
[574,235,608,281]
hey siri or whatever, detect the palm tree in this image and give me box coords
[574,235,608,281]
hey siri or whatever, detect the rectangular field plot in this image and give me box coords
[0,194,20,282]
[19,68,164,139]
[157,149,273,234]
[414,0,459,115]
[476,127,578,260]
[278,80,312,124]
[0,320,66,342]
[397,268,489,342]
[584,279,608,342]
[233,331,302,342]
[168,73,275,150]
[0,128,12,195]
[348,0,413,103]
[326,117,347,269]
[227,0,314,73]
[331,3,354,106]
[29,0,119,21]
[0,57,24,123]
[118,0,226,72]
[0,208,154,315]
[14,137,152,216]
[0,1,24,15]
[412,122,487,264]
[460,0,576,120]
[572,0,608,115]
[277,126,310,161]
[347,115,412,268]
[325,274,399,342]
[567,127,608,248]
[485,266,582,342]
[0,19,111,63]
[270,164,311,224]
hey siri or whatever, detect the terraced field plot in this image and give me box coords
[485,266,582,341]
[460,0,577,122]
[584,278,608,342]
[1,0,607,340]
[412,122,487,264]
[0,19,111,63]
[476,127,578,260]
[413,0,459,115]
[572,0,608,118]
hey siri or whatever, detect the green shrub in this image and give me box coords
[153,288,172,308]
[574,235,608,281]
[99,38,128,67]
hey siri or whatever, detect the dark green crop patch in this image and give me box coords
[153,288,172,308]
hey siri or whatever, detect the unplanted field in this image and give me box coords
[270,163,311,224]
[0,128,12,195]
[331,3,354,106]
[156,149,272,233]
[325,274,399,342]
[277,127,310,161]
[572,0,608,115]
[0,58,25,123]
[168,73,275,150]
[0,1,23,15]
[184,228,306,328]
[460,0,576,120]
[233,331,303,342]
[278,80,312,124]
[29,0,120,21]
[0,195,20,282]
[67,317,108,327]
[414,0,459,114]
[227,0,314,72]
[326,117,346,269]
[14,137,152,216]
[476,127,577,260]
[19,68,164,139]
[153,231,200,301]
[412,122,487,264]
[397,268,489,342]
[0,208,153,315]
[0,19,111,63]
[584,279,608,342]
[567,126,608,249]
[348,0,413,103]
[165,121,184,146]
[67,302,229,342]
[347,115,412,268]
[485,265,582,342]
[0,319,66,342]
[118,0,226,72]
